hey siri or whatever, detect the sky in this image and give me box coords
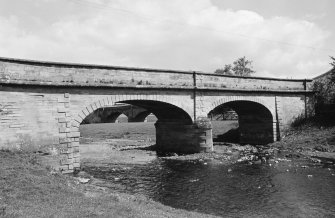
[0,0,334,79]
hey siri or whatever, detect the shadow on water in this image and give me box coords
[213,127,240,143]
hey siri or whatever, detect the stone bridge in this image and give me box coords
[0,57,313,173]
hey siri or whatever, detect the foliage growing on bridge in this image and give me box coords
[215,56,255,76]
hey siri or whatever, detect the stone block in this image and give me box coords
[73,152,80,158]
[72,141,80,147]
[58,97,70,103]
[70,127,79,132]
[73,146,80,152]
[59,127,70,133]
[91,103,98,111]
[67,131,80,138]
[62,169,74,174]
[86,106,93,114]
[60,158,72,165]
[9,124,24,128]
[72,120,81,127]
[58,117,67,123]
[59,137,71,144]
[59,165,69,171]
[57,108,68,113]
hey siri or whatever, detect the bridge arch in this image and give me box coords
[207,96,275,118]
[71,94,193,127]
[66,94,195,171]
[207,96,277,144]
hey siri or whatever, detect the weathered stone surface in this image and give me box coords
[155,121,213,153]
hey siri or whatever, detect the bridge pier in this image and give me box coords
[155,118,213,154]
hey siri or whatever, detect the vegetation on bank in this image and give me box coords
[277,123,335,152]
[312,57,335,122]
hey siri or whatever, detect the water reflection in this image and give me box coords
[84,158,335,217]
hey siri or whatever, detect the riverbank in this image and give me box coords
[272,125,335,163]
[0,150,216,218]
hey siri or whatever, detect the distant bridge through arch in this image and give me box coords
[81,104,156,124]
[0,57,314,173]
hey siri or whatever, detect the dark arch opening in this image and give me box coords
[81,109,129,124]
[209,100,274,145]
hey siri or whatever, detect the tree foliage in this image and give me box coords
[214,56,255,77]
[232,56,255,76]
[330,56,335,69]
[214,64,233,75]
[313,57,335,104]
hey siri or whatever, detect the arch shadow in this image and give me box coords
[119,100,192,124]
[209,100,274,145]
[129,111,152,122]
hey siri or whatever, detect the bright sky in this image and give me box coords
[0,0,334,78]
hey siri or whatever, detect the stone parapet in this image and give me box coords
[0,57,311,92]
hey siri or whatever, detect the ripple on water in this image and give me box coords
[83,158,335,217]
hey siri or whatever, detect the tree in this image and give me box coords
[232,56,255,76]
[330,56,335,69]
[214,64,233,75]
[214,56,255,77]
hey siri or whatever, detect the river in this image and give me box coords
[79,122,335,217]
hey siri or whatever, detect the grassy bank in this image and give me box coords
[0,150,216,218]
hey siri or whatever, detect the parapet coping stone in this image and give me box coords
[0,56,312,82]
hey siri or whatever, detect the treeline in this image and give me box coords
[214,56,255,77]
[312,57,335,124]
